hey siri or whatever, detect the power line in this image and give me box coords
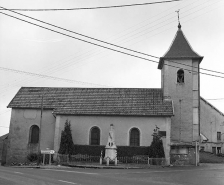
[1,11,224,80]
[0,0,219,94]
[1,5,224,77]
[0,0,182,11]
[0,67,111,87]
[0,126,9,128]
[205,98,224,101]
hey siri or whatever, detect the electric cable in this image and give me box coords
[1,11,224,80]
[1,5,224,76]
[0,0,182,11]
[0,0,217,93]
[0,66,112,87]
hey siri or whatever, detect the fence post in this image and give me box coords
[100,157,102,165]
[49,154,51,165]
[57,154,60,164]
[147,157,149,165]
[106,157,109,166]
[115,157,117,166]
[43,154,45,165]
[67,155,69,164]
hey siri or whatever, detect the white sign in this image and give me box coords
[41,150,55,154]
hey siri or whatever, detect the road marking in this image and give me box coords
[43,169,98,175]
[14,172,24,174]
[58,180,77,184]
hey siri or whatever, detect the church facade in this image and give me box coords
[5,24,224,165]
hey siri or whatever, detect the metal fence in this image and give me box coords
[56,154,165,166]
[117,156,166,165]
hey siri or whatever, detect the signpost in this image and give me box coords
[41,149,55,165]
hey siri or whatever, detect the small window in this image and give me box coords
[90,127,100,145]
[200,146,205,151]
[217,132,221,141]
[130,128,140,146]
[177,69,184,83]
[29,125,39,144]
[158,131,166,137]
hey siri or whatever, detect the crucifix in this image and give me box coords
[175,9,181,28]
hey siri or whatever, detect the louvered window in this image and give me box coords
[177,69,184,83]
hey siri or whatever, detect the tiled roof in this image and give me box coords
[158,26,203,69]
[7,87,173,116]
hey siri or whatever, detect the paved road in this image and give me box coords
[0,164,224,185]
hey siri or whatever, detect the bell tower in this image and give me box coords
[158,24,203,165]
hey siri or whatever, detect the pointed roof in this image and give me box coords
[158,24,203,69]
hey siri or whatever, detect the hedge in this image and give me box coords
[70,145,150,157]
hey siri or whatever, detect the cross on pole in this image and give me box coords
[175,9,180,24]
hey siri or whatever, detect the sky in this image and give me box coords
[0,0,224,136]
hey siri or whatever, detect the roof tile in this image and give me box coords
[8,87,173,116]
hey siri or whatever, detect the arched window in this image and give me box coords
[177,69,184,83]
[130,128,140,146]
[90,127,100,145]
[29,125,39,144]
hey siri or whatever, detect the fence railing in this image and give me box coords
[56,154,166,166]
[117,156,165,165]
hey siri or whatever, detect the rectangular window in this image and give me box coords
[158,131,166,137]
[200,146,205,151]
[217,132,221,141]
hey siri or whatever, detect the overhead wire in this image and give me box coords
[0,66,112,88]
[115,0,215,45]
[1,4,224,76]
[0,13,223,96]
[0,8,224,79]
[0,0,214,92]
[0,0,224,95]
[0,0,182,11]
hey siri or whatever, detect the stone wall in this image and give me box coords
[200,98,224,153]
[170,146,198,165]
[6,108,56,164]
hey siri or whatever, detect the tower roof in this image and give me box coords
[158,25,203,69]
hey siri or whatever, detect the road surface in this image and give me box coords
[0,164,224,185]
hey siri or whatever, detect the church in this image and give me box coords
[5,24,224,165]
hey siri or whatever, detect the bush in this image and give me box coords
[148,127,165,158]
[70,145,149,157]
[27,153,38,162]
[58,120,75,155]
[117,146,149,157]
[73,145,105,156]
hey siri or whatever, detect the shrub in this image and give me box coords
[70,145,149,157]
[58,119,75,155]
[148,126,165,158]
[27,153,38,162]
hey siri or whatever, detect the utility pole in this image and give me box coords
[37,93,44,166]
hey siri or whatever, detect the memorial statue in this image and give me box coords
[104,124,117,165]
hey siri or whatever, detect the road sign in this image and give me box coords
[41,150,55,154]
